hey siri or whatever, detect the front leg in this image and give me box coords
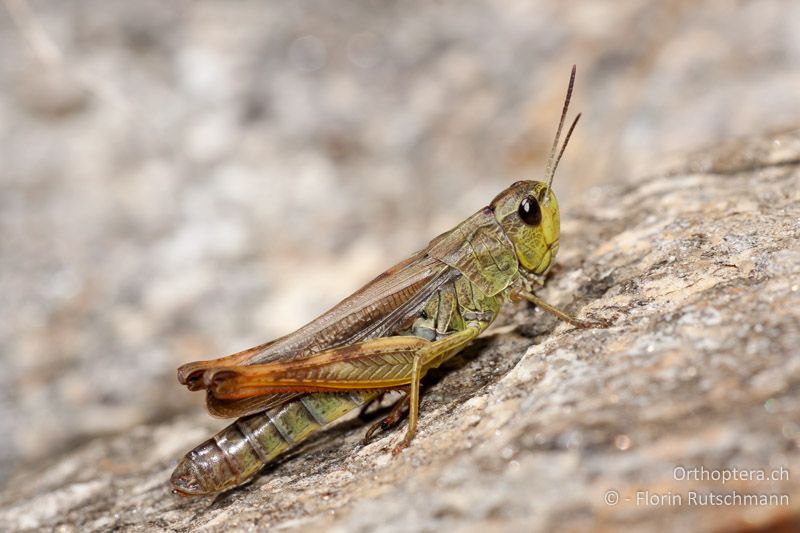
[516,289,609,329]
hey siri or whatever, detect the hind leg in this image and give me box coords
[362,389,410,444]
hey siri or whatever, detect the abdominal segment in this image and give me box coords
[171,391,378,495]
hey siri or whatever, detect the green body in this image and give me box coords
[171,181,562,495]
[172,65,594,497]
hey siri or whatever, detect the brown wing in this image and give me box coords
[205,391,300,418]
[181,249,460,416]
[184,206,519,418]
[245,251,457,363]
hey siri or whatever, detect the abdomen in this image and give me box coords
[171,391,377,495]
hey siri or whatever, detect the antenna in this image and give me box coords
[543,65,580,203]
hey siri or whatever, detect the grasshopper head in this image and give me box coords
[491,65,580,278]
[490,181,559,276]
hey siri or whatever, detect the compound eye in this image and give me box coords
[518,195,542,226]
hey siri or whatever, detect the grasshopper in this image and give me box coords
[171,66,606,496]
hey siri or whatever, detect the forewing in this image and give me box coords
[243,251,456,363]
[181,208,513,417]
[177,248,460,415]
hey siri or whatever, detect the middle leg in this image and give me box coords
[363,388,409,444]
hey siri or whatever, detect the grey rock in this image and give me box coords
[1,129,798,531]
[3,0,800,483]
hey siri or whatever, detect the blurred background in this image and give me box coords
[1,0,799,485]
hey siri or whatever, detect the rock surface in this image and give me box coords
[3,2,800,530]
[3,0,800,482]
[1,129,799,531]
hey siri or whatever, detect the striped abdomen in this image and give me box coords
[171,391,377,495]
